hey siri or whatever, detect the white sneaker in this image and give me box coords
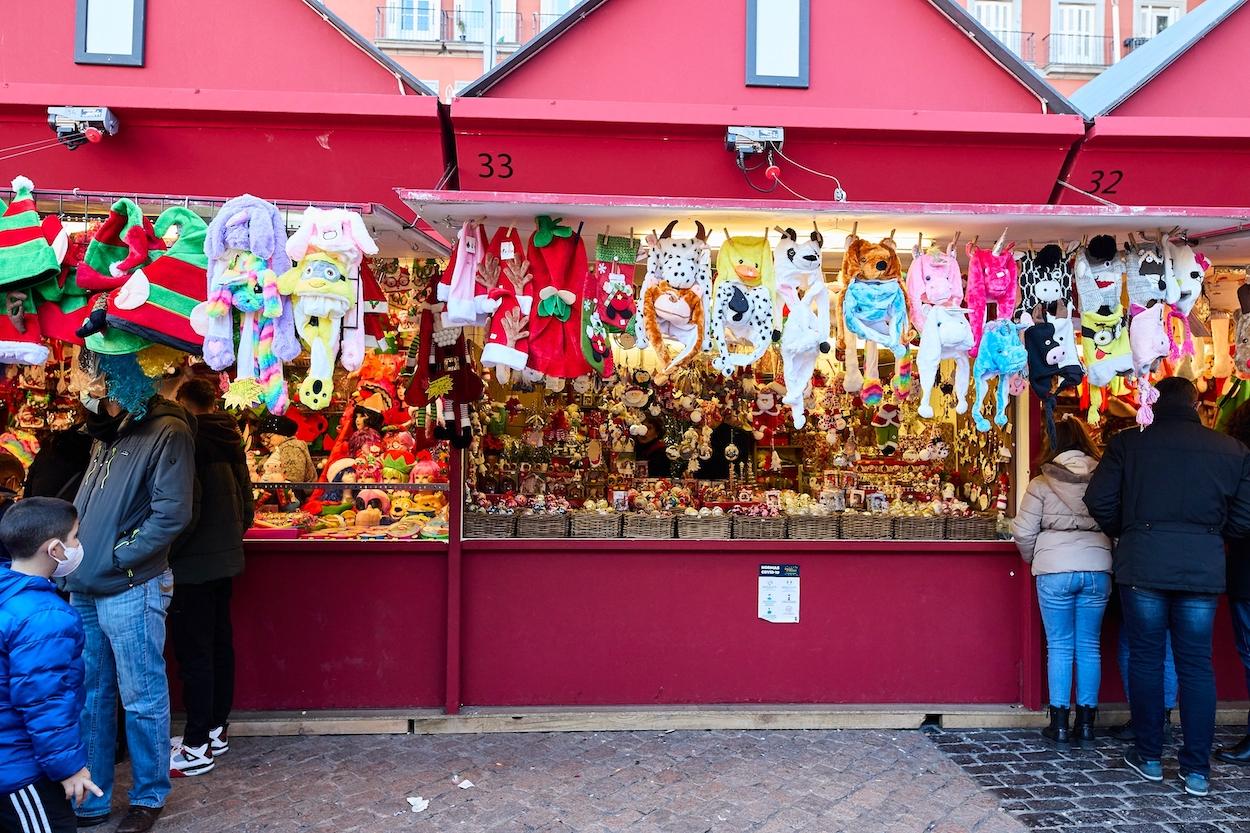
[209,725,229,756]
[170,743,215,778]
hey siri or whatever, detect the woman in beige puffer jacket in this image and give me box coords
[1012,417,1111,747]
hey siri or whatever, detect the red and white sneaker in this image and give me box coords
[170,743,214,778]
[209,726,229,756]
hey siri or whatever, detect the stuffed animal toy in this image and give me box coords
[1129,299,1171,427]
[635,221,713,373]
[200,196,300,412]
[1165,239,1210,359]
[1022,302,1083,443]
[1014,244,1075,322]
[840,235,911,405]
[526,217,593,380]
[915,305,974,419]
[774,228,829,428]
[709,235,777,377]
[480,228,533,383]
[1074,235,1124,316]
[1080,305,1132,422]
[966,234,1018,355]
[751,382,785,444]
[285,206,378,372]
[906,242,962,332]
[971,318,1027,432]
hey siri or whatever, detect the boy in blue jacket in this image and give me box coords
[0,498,102,833]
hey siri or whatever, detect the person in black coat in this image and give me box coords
[1217,400,1250,765]
[24,423,94,500]
[167,379,253,777]
[1085,376,1250,794]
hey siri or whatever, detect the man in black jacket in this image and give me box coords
[1086,377,1250,796]
[167,379,252,780]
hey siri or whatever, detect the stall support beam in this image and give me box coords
[1020,397,1043,711]
[445,450,465,715]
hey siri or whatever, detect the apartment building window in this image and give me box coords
[386,0,438,41]
[971,0,1022,55]
[1137,1,1183,36]
[1051,0,1102,65]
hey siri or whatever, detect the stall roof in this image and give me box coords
[1070,0,1246,119]
[399,189,1250,264]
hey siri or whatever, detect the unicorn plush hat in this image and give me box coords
[905,241,962,333]
[916,306,974,419]
[774,228,829,428]
[709,234,777,377]
[634,220,713,373]
[1022,302,1084,443]
[966,232,1018,356]
[971,318,1027,432]
[1014,243,1075,323]
[840,235,912,406]
[199,195,300,413]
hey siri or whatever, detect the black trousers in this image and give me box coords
[169,578,235,748]
[0,778,76,833]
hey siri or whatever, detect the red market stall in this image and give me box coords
[0,0,454,712]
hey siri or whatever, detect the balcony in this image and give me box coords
[376,6,523,45]
[1042,33,1114,71]
[532,11,564,32]
[981,30,1035,64]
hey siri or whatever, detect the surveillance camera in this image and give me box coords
[46,106,120,151]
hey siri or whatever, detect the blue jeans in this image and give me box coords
[72,570,174,816]
[1231,599,1250,729]
[1119,623,1178,709]
[1121,585,1218,776]
[1036,571,1111,708]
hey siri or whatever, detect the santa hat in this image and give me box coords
[0,291,50,366]
[0,177,67,291]
[99,206,208,355]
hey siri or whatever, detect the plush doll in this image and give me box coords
[1165,239,1210,360]
[966,234,1018,356]
[841,235,911,405]
[526,217,593,380]
[285,206,378,372]
[1074,234,1124,316]
[1080,305,1133,422]
[971,318,1027,432]
[774,229,829,428]
[751,382,785,444]
[635,221,713,373]
[915,305,974,419]
[906,242,962,332]
[709,235,777,377]
[1022,303,1084,443]
[200,196,300,410]
[1014,244,1075,323]
[480,228,533,384]
[1129,299,1171,427]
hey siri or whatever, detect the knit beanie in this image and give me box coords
[0,177,67,291]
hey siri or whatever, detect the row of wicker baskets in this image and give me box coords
[463,512,999,541]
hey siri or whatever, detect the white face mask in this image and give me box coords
[49,540,84,578]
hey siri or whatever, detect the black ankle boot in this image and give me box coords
[1042,706,1070,744]
[1072,705,1098,744]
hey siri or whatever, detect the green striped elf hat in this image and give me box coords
[75,198,165,355]
[0,176,67,291]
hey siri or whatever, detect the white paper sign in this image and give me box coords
[758,564,799,624]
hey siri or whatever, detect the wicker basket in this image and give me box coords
[732,515,788,539]
[570,512,623,539]
[893,515,947,541]
[676,514,732,540]
[946,514,999,541]
[840,513,895,540]
[514,514,570,539]
[785,514,841,540]
[622,514,675,539]
[463,512,515,539]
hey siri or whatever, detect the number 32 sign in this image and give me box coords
[1087,169,1123,195]
[478,152,514,179]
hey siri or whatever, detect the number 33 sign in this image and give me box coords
[478,152,514,179]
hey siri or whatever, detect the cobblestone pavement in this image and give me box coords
[931,725,1250,833]
[102,729,1024,833]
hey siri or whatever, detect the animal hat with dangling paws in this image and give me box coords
[840,234,912,406]
[634,221,713,374]
[1022,302,1083,443]
[709,234,777,377]
[774,228,829,428]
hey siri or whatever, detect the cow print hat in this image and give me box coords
[1022,304,1085,445]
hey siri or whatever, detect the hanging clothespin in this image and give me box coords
[773,225,787,236]
[971,234,980,249]
[888,228,896,241]
[952,230,961,248]
[723,227,732,241]
[1127,233,1137,246]
[851,221,858,238]
[812,220,820,236]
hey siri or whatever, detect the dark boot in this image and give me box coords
[1215,734,1250,765]
[1072,705,1098,745]
[1041,705,1070,744]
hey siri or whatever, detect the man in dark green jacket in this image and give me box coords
[68,394,195,831]
[167,379,252,779]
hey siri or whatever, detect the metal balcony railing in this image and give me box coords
[1042,33,1114,68]
[376,6,522,44]
[532,11,564,32]
[981,30,1035,63]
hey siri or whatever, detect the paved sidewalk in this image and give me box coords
[932,726,1250,833]
[109,729,1023,833]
